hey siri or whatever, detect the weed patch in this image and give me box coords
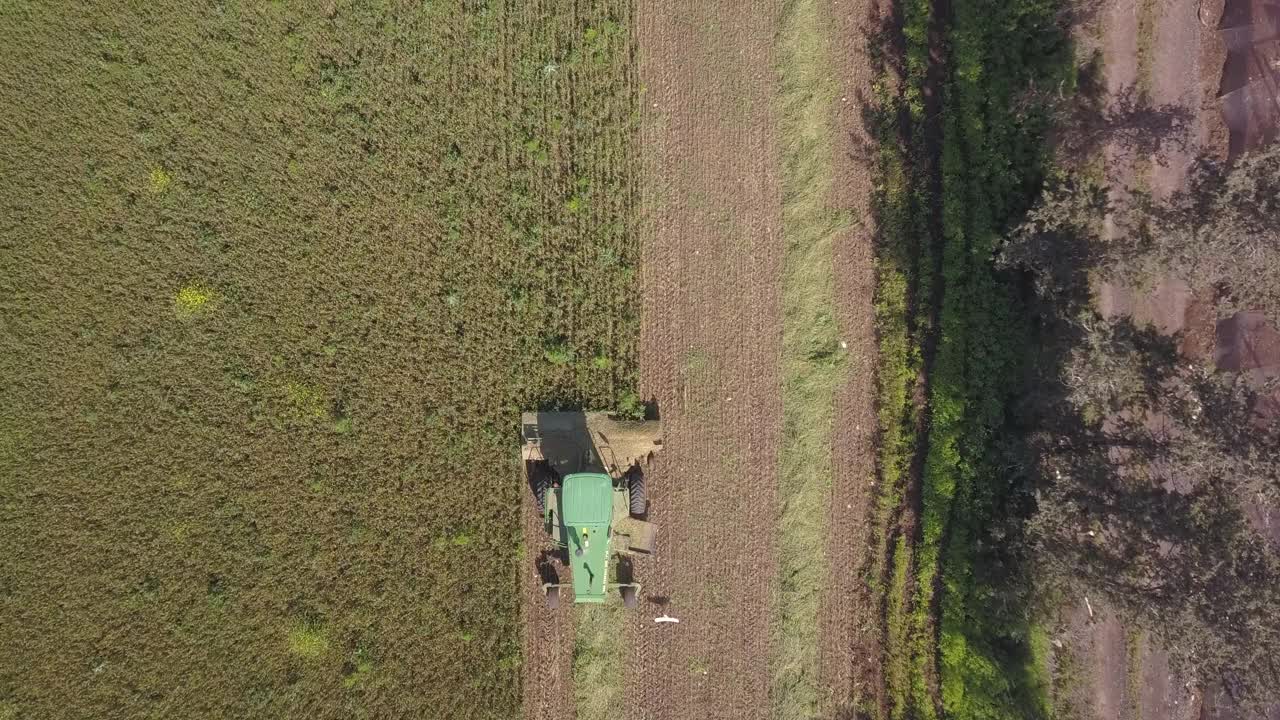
[174,283,212,319]
[288,624,330,660]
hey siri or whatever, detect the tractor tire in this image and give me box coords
[628,470,647,517]
[545,586,560,610]
[620,585,638,609]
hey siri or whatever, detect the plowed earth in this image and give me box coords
[623,3,786,719]
[520,495,575,720]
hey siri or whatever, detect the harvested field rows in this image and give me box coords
[625,2,785,719]
[520,494,575,720]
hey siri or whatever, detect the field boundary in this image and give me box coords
[771,0,853,716]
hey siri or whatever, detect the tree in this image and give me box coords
[1025,314,1280,708]
[1003,145,1280,326]
[1110,146,1280,322]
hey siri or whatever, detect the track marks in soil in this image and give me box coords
[520,493,575,720]
[627,2,786,719]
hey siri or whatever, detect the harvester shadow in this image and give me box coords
[525,459,558,512]
[535,549,565,586]
[614,555,635,585]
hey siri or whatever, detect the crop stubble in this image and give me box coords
[520,492,576,720]
[625,2,786,719]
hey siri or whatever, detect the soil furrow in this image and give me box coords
[626,2,786,719]
[520,491,576,720]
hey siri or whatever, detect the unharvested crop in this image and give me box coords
[0,2,637,718]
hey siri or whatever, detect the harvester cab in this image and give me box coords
[521,411,661,609]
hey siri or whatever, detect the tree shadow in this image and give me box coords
[1051,76,1195,171]
[1000,160,1280,707]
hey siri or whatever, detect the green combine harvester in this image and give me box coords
[521,411,661,609]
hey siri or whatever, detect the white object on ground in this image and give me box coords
[655,615,680,624]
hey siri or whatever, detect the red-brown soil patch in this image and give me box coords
[1217,0,1280,157]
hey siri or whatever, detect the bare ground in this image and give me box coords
[1075,0,1201,716]
[817,0,887,714]
[1089,607,1131,720]
[624,2,786,719]
[520,493,576,720]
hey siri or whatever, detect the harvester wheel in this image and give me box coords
[620,585,638,609]
[627,470,647,516]
[545,586,560,610]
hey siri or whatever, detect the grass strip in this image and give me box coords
[771,0,853,717]
[573,602,625,720]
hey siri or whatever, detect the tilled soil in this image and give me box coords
[817,0,887,713]
[625,2,786,718]
[520,494,575,720]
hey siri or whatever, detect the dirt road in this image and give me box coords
[1074,0,1274,717]
[1082,0,1214,716]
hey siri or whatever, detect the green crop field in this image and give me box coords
[0,1,637,717]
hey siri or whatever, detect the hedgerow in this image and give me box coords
[867,0,1071,715]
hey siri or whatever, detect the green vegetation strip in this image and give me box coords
[574,602,625,720]
[771,0,852,717]
[874,0,939,712]
[869,0,1071,715]
[925,0,1069,717]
